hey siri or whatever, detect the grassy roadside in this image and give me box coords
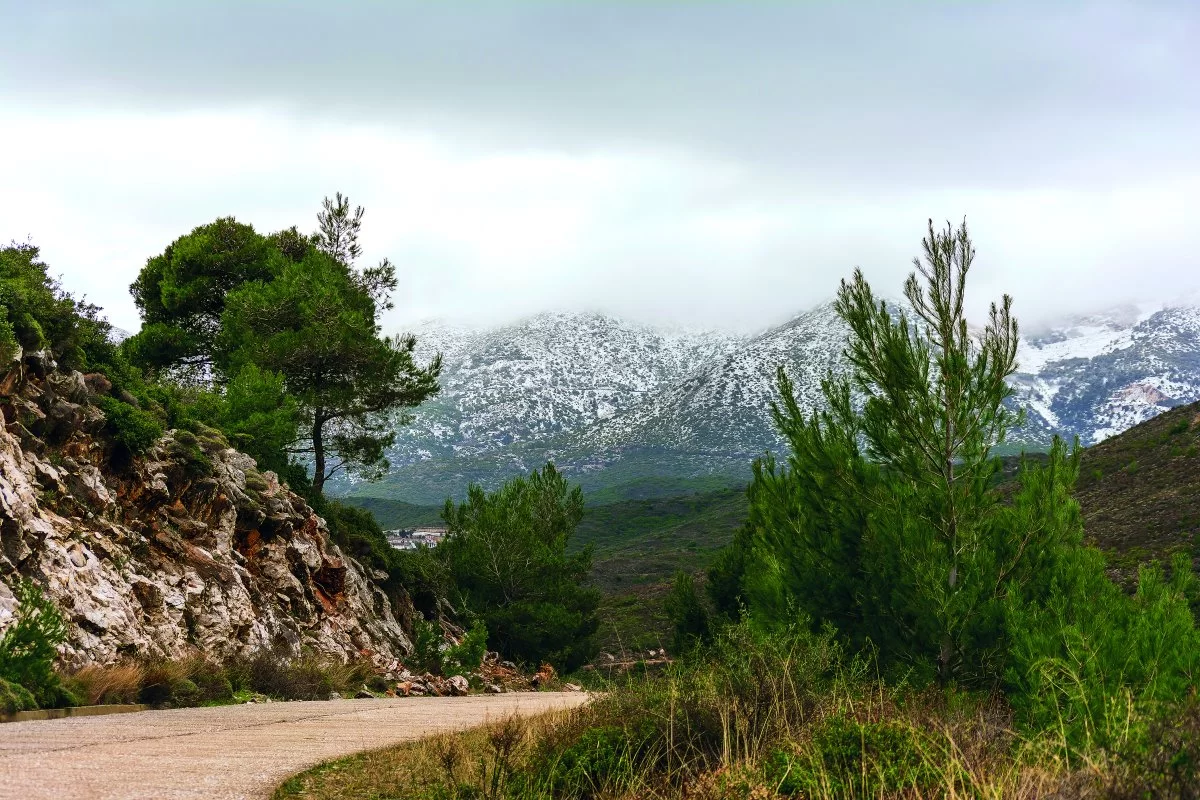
[271,622,1199,800]
[273,709,582,800]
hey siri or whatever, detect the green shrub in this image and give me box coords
[225,649,373,701]
[664,570,712,654]
[95,395,163,457]
[766,717,942,797]
[411,617,487,678]
[1005,552,1200,749]
[412,616,444,675]
[0,243,127,373]
[443,621,488,678]
[440,464,600,671]
[0,580,70,708]
[0,676,37,714]
[137,656,235,707]
[168,677,201,706]
[166,429,214,478]
[541,722,658,798]
[185,657,234,704]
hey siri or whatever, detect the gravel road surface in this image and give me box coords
[0,693,590,800]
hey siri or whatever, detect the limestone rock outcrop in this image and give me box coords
[0,350,412,667]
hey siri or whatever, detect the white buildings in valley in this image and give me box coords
[386,527,447,551]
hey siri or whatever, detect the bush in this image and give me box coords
[0,676,37,714]
[95,395,164,457]
[766,717,943,797]
[664,571,712,654]
[135,655,237,707]
[165,429,215,479]
[444,622,488,678]
[0,243,81,363]
[0,242,126,373]
[1005,551,1200,749]
[440,464,600,671]
[0,580,71,708]
[412,618,488,678]
[225,649,373,701]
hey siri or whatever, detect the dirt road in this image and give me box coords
[0,693,590,800]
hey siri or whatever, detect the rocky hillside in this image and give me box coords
[0,349,413,668]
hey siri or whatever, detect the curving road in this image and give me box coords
[0,693,590,800]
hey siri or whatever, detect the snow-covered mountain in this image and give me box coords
[387,312,741,465]
[1015,304,1200,443]
[571,303,850,459]
[340,303,1200,504]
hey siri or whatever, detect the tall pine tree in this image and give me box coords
[730,220,1187,689]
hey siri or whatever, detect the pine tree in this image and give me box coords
[126,195,440,495]
[726,220,1200,731]
[219,249,439,495]
[438,464,600,670]
[737,220,1079,683]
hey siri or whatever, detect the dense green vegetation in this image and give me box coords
[706,221,1200,748]
[439,464,601,671]
[0,242,127,378]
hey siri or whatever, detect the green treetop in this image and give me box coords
[125,196,440,496]
[126,217,285,376]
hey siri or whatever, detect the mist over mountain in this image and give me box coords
[336,301,1200,505]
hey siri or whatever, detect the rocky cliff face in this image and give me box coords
[0,351,412,668]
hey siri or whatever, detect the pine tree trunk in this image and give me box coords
[312,412,326,496]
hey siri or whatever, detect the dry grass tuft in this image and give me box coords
[67,661,146,706]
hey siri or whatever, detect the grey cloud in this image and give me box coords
[6,1,1198,188]
[2,1,1199,335]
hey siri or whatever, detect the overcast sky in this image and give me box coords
[2,1,1198,334]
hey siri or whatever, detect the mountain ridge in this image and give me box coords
[338,302,1200,505]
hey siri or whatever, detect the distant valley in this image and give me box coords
[335,302,1200,506]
